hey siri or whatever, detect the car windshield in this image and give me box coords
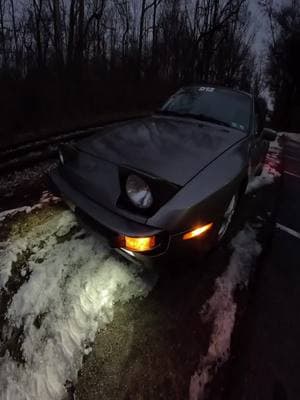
[159,87,252,132]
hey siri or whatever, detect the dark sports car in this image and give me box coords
[50,85,273,262]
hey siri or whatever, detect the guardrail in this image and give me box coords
[0,112,150,174]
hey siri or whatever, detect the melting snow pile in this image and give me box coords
[246,136,282,194]
[0,205,153,400]
[283,132,300,144]
[189,225,262,400]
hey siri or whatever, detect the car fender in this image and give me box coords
[147,138,249,233]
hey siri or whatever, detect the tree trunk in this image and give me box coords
[0,0,7,69]
[10,0,19,70]
[137,0,146,80]
[52,0,64,70]
[151,0,158,74]
[67,0,76,69]
[76,0,85,74]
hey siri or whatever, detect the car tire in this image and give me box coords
[217,193,239,241]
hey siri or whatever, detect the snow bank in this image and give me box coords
[0,206,31,222]
[0,192,61,287]
[246,136,282,194]
[0,207,153,400]
[0,191,60,222]
[0,239,27,288]
[0,205,71,290]
[189,225,262,400]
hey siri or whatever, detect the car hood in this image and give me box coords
[77,115,247,186]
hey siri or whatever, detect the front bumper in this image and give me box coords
[50,169,217,262]
[50,169,170,257]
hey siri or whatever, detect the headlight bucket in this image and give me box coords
[117,166,180,217]
[125,174,154,209]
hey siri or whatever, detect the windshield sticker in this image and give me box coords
[198,87,215,93]
[231,122,245,131]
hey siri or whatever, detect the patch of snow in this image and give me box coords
[20,269,27,278]
[282,132,300,143]
[39,190,61,205]
[0,191,60,222]
[246,136,282,194]
[84,347,92,356]
[269,135,283,152]
[0,239,28,288]
[0,206,154,400]
[246,168,277,193]
[0,207,70,290]
[189,225,262,400]
[0,206,31,222]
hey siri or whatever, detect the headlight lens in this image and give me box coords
[125,174,153,209]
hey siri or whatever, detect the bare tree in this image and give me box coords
[9,0,19,70]
[264,0,300,129]
[0,0,7,68]
[0,0,263,142]
[50,0,64,68]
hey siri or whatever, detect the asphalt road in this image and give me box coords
[224,135,300,400]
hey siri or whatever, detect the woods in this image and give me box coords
[261,0,300,130]
[0,0,258,146]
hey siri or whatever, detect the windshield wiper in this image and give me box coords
[156,110,232,128]
[194,113,232,128]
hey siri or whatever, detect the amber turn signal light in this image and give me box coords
[182,223,213,240]
[122,235,156,252]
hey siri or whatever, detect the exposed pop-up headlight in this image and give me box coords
[125,174,153,209]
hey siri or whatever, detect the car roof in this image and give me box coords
[180,84,253,99]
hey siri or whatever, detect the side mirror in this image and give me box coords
[262,128,277,142]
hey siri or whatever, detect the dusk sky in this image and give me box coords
[249,0,287,106]
[250,0,286,53]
